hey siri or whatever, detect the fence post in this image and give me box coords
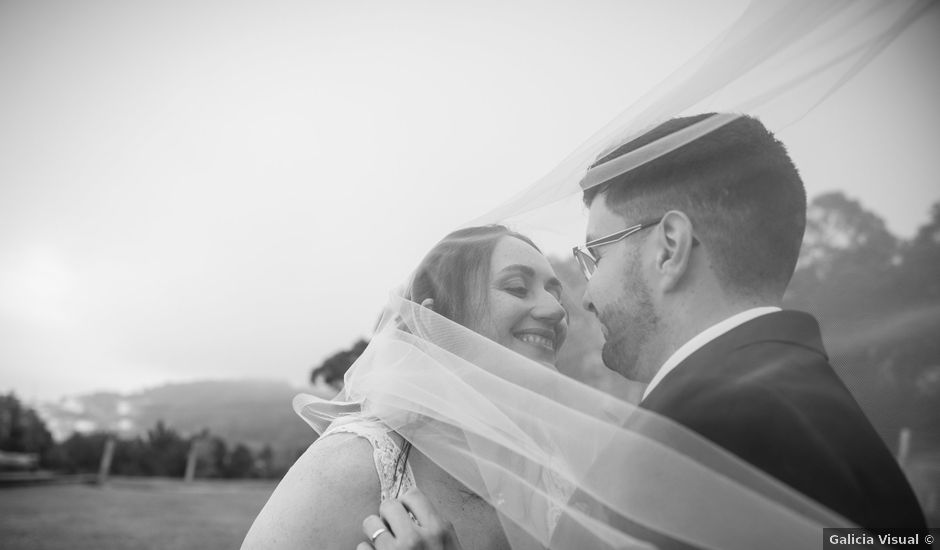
[97,437,115,484]
[184,435,203,483]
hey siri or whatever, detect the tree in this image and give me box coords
[0,392,56,467]
[310,338,369,389]
[788,191,899,315]
[58,432,111,473]
[897,201,940,301]
[111,436,148,476]
[257,444,276,478]
[225,443,256,478]
[143,421,189,477]
[208,436,229,478]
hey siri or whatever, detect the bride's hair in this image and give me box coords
[406,225,540,326]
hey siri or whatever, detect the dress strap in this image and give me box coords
[322,417,417,500]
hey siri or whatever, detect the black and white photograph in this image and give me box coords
[1,1,938,549]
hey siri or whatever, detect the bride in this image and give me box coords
[241,225,570,550]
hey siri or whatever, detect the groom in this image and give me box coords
[573,113,926,539]
[358,114,926,549]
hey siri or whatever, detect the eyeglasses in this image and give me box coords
[572,219,662,280]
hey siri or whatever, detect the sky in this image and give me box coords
[2,1,938,402]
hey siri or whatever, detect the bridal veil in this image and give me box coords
[296,1,935,548]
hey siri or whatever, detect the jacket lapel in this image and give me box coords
[640,310,827,407]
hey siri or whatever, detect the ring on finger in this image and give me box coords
[369,527,388,544]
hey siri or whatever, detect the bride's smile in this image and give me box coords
[514,329,556,352]
[476,236,568,367]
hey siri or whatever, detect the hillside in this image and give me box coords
[36,379,324,461]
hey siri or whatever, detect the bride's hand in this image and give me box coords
[358,488,463,550]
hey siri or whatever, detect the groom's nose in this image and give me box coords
[581,288,597,316]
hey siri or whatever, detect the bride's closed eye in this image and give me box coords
[502,279,529,297]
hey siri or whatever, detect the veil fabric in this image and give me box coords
[297,297,853,549]
[294,1,931,548]
[469,0,931,237]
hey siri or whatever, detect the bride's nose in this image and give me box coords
[531,291,566,325]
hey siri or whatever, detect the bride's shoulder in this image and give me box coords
[241,430,381,549]
[297,429,383,498]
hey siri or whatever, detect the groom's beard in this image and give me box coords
[599,272,659,383]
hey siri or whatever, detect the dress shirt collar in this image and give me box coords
[641,307,782,401]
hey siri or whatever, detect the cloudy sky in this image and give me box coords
[2,1,938,401]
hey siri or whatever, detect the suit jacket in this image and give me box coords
[640,310,926,531]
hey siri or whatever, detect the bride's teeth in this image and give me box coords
[518,334,553,350]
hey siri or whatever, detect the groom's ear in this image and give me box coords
[655,210,696,293]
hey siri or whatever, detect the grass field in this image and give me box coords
[0,477,277,550]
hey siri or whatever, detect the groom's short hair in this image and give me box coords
[582,113,806,299]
